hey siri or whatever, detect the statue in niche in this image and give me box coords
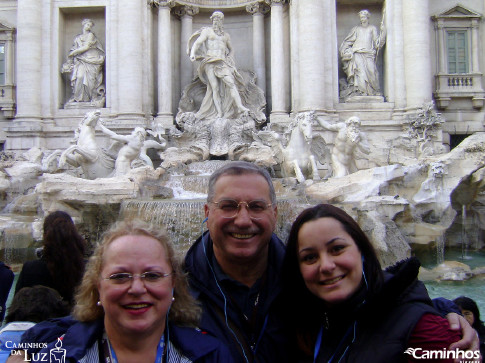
[188,11,250,119]
[339,9,386,99]
[175,11,266,159]
[61,19,106,108]
[316,116,370,178]
[98,123,167,177]
[255,111,328,183]
[58,110,114,179]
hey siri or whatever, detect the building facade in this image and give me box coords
[0,0,484,155]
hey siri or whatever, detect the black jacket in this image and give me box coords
[184,231,289,363]
[314,258,439,363]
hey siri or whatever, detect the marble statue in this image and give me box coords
[172,10,266,160]
[61,19,106,108]
[58,110,114,179]
[255,111,327,183]
[188,11,249,120]
[404,101,445,158]
[413,161,447,204]
[98,124,166,176]
[339,9,386,98]
[316,116,370,177]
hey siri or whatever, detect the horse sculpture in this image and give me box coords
[58,110,114,179]
[255,111,328,183]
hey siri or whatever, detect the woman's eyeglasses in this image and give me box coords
[103,271,173,286]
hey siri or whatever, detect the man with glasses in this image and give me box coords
[184,161,286,363]
[184,161,479,363]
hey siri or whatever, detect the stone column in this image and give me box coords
[436,20,446,74]
[154,0,175,128]
[177,5,199,94]
[246,2,269,93]
[4,31,14,86]
[323,0,337,110]
[471,19,480,73]
[270,0,289,121]
[403,0,432,108]
[15,0,42,121]
[117,0,144,119]
[298,0,326,111]
[289,0,299,112]
[387,0,406,110]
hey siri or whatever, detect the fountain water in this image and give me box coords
[461,205,472,260]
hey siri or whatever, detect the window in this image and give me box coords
[446,30,468,74]
[431,5,484,109]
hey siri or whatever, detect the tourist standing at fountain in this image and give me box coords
[185,161,480,363]
[454,296,485,357]
[184,161,287,363]
[7,219,233,362]
[0,261,14,322]
[189,11,250,120]
[280,204,479,362]
[14,211,86,308]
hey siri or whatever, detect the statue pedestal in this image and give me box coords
[336,100,394,121]
[343,95,385,103]
[64,101,106,109]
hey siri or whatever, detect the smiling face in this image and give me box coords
[297,217,363,306]
[97,234,174,340]
[205,173,277,268]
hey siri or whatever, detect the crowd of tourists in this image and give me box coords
[1,161,483,362]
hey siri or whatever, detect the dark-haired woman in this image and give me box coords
[15,211,86,307]
[454,296,485,356]
[281,204,467,363]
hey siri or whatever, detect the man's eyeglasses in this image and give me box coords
[103,271,173,286]
[209,199,273,220]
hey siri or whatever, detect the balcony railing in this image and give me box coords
[0,84,15,118]
[434,73,485,109]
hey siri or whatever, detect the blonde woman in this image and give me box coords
[9,219,232,363]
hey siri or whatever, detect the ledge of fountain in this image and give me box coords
[419,261,474,281]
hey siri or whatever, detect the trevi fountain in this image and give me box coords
[0,1,484,310]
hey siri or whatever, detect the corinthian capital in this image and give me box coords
[246,2,270,15]
[148,0,175,9]
[265,0,288,5]
[173,5,200,18]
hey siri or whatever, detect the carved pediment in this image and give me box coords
[433,4,482,19]
[0,21,14,32]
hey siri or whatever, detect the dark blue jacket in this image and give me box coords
[20,316,234,362]
[184,231,289,363]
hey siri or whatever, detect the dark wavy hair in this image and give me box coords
[5,286,70,323]
[42,211,86,305]
[453,296,485,333]
[281,204,383,356]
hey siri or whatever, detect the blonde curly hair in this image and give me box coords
[72,219,201,327]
